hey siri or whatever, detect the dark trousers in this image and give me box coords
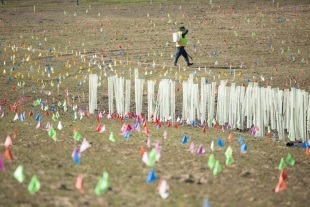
[174,46,189,64]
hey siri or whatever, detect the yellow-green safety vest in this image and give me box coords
[176,31,187,47]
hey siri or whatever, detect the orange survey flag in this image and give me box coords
[144,127,149,135]
[75,175,85,193]
[174,123,179,129]
[228,133,233,141]
[167,122,171,127]
[202,126,206,133]
[275,170,287,193]
[96,124,102,132]
[139,146,145,157]
[4,147,13,161]
[13,129,18,139]
[143,120,147,127]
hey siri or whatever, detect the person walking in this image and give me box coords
[174,26,193,66]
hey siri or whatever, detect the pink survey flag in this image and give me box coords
[147,137,151,148]
[163,130,167,139]
[154,141,161,152]
[98,111,103,119]
[99,124,105,133]
[142,151,149,165]
[36,121,41,129]
[157,178,169,199]
[13,113,18,121]
[188,142,195,154]
[4,135,13,148]
[121,124,127,135]
[197,145,206,155]
[154,141,161,160]
[80,138,90,153]
[45,121,51,131]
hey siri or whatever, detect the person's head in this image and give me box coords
[179,26,185,31]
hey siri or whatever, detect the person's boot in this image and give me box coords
[187,62,193,66]
[173,59,178,66]
[185,56,193,66]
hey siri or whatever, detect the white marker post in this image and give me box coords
[244,83,253,129]
[206,82,216,127]
[125,79,131,116]
[170,80,176,124]
[89,74,98,114]
[307,93,310,141]
[156,79,166,122]
[135,69,144,116]
[147,80,155,122]
[216,80,226,126]
[183,75,199,123]
[229,83,236,128]
[115,77,125,116]
[288,87,296,141]
[108,76,114,115]
[200,77,207,125]
[182,81,188,122]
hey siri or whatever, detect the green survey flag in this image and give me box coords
[52,131,57,142]
[226,155,234,166]
[95,172,110,196]
[225,146,233,158]
[55,111,60,119]
[207,154,215,169]
[48,126,55,137]
[278,157,286,170]
[52,113,56,121]
[14,165,25,183]
[213,160,221,176]
[109,132,116,142]
[147,148,157,167]
[73,131,82,141]
[28,175,41,195]
[286,153,295,166]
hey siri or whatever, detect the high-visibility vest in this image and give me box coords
[176,31,187,47]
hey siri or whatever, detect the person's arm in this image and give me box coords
[181,29,188,38]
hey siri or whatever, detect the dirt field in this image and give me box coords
[0,0,309,206]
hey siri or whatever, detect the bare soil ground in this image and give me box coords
[0,0,309,206]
